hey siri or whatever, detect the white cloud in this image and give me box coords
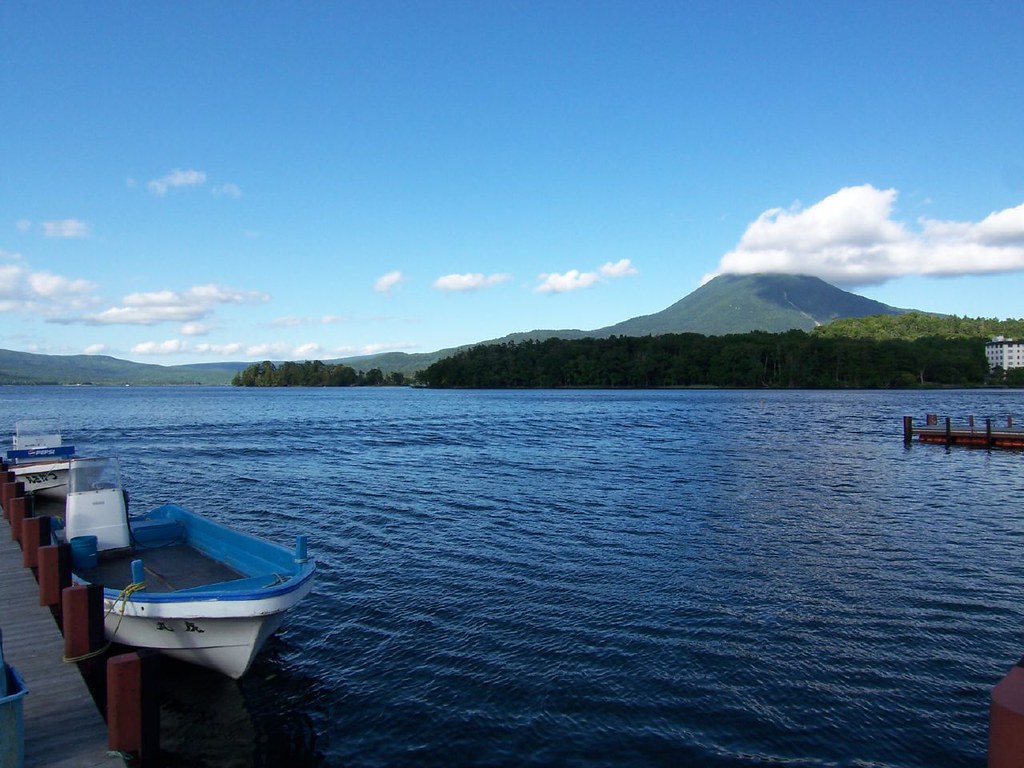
[0,263,28,300]
[132,339,187,355]
[194,342,244,356]
[535,270,600,293]
[83,344,108,355]
[433,272,512,292]
[709,184,1024,286]
[374,270,405,294]
[600,259,638,278]
[0,256,98,314]
[28,272,96,298]
[535,258,637,294]
[245,342,290,358]
[361,341,417,354]
[83,283,268,326]
[273,315,346,328]
[293,342,322,358]
[15,220,31,232]
[148,169,207,196]
[212,183,242,199]
[43,219,90,238]
[181,322,211,336]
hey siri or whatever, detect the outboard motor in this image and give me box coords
[64,457,131,551]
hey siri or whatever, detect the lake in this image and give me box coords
[1,386,1020,767]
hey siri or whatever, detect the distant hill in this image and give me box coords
[0,350,246,386]
[594,274,907,336]
[334,273,911,372]
[0,274,918,385]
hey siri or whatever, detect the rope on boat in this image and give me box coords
[62,581,147,664]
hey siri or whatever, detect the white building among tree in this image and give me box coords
[986,336,1024,370]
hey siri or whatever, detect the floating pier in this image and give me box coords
[1,474,160,767]
[0,525,114,766]
[902,414,1024,449]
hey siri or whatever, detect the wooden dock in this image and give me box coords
[1,526,118,766]
[903,414,1024,449]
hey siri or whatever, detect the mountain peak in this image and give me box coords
[593,273,905,337]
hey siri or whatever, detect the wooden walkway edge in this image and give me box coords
[903,414,1024,449]
[1,532,119,767]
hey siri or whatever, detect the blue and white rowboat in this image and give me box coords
[64,457,316,678]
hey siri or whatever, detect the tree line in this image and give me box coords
[231,360,406,387]
[815,311,1024,341]
[231,312,1023,389]
[416,331,992,388]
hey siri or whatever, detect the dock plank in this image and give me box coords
[0,527,119,767]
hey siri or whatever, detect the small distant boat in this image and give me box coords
[63,457,315,678]
[6,418,75,496]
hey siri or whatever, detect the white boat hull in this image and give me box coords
[103,578,315,679]
[12,460,70,495]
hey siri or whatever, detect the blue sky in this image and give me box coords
[2,2,1023,365]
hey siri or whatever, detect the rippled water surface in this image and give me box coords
[2,386,1022,767]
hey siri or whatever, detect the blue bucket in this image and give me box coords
[70,535,98,570]
[0,664,28,768]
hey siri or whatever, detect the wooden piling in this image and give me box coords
[8,494,25,544]
[989,657,1024,766]
[38,543,71,618]
[987,418,994,449]
[20,515,50,571]
[107,650,161,765]
[1,479,16,519]
[945,416,952,446]
[62,583,106,662]
[903,416,913,445]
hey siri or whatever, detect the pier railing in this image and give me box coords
[903,414,1024,449]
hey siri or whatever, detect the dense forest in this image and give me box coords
[416,331,993,388]
[815,312,1024,341]
[231,360,406,387]
[231,313,1024,389]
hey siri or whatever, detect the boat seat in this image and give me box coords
[130,518,186,548]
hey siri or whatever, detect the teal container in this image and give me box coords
[70,535,98,570]
[0,664,28,768]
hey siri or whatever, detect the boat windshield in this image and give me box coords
[68,457,122,495]
[13,418,62,450]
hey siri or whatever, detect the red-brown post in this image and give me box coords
[107,651,160,764]
[1,480,14,519]
[989,657,1024,766]
[1,479,23,519]
[21,515,51,571]
[903,416,913,445]
[38,543,71,611]
[8,495,25,544]
[62,583,106,661]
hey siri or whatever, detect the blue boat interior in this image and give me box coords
[74,504,309,596]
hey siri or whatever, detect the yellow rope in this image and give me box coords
[62,581,146,664]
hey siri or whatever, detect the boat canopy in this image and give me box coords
[13,418,62,450]
[68,456,123,496]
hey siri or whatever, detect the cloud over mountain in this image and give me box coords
[711,185,1024,286]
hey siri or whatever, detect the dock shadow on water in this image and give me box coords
[156,639,325,767]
